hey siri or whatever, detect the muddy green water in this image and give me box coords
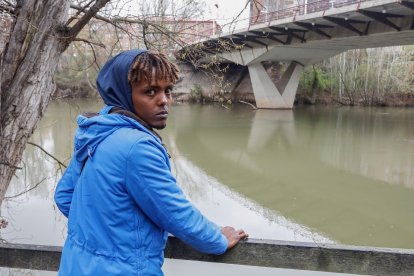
[1,99,413,275]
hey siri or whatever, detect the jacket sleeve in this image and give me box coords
[54,157,83,218]
[125,138,228,255]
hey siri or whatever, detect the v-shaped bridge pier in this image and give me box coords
[248,61,303,109]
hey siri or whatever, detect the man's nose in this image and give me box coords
[157,92,168,105]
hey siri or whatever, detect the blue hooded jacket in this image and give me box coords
[54,50,228,275]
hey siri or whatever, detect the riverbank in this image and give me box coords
[54,82,414,108]
[53,61,414,108]
[295,90,414,107]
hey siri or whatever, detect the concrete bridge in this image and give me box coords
[179,0,414,109]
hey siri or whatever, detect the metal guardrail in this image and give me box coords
[1,237,414,275]
[189,0,381,43]
[248,0,375,25]
[252,0,349,25]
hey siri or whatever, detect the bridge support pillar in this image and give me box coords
[248,61,304,109]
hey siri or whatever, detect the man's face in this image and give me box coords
[131,77,174,129]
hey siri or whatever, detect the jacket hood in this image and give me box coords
[96,49,147,113]
[73,106,156,163]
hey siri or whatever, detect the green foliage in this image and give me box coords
[189,84,203,102]
[299,65,330,93]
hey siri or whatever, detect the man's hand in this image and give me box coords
[221,226,248,249]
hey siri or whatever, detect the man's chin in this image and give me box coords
[152,122,167,130]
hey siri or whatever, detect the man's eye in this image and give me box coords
[146,89,156,96]
[165,88,173,95]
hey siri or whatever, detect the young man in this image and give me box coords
[54,49,247,275]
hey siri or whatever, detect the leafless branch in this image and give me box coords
[0,162,22,170]
[142,21,149,50]
[27,142,67,169]
[66,0,95,26]
[238,100,257,109]
[0,0,15,13]
[68,0,111,39]
[225,0,253,31]
[85,70,97,90]
[73,37,105,48]
[5,177,48,199]
[70,4,131,34]
[65,40,99,72]
[2,0,15,8]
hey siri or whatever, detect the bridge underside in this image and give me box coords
[217,44,341,108]
[182,0,414,109]
[248,61,303,109]
[222,45,343,108]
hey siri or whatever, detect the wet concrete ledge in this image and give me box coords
[1,237,414,275]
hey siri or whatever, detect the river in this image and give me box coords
[1,99,413,275]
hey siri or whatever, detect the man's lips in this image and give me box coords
[155,110,168,119]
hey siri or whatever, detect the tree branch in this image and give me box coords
[68,0,111,39]
[73,37,105,48]
[85,70,97,91]
[142,21,149,50]
[66,0,95,26]
[238,100,257,109]
[69,4,131,34]
[4,177,48,199]
[0,162,22,170]
[0,0,15,13]
[69,3,192,50]
[226,0,254,30]
[27,142,67,168]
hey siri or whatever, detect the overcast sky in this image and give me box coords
[203,0,250,22]
[200,0,251,32]
[122,1,249,21]
[115,0,251,31]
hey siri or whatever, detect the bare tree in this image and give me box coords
[311,46,414,106]
[0,0,111,205]
[53,0,213,101]
[0,0,229,209]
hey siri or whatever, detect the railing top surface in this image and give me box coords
[1,238,414,275]
[3,238,414,253]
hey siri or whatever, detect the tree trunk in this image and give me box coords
[0,0,110,205]
[0,0,70,203]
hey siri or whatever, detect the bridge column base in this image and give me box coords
[248,62,304,109]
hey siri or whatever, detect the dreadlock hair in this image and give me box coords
[128,51,180,85]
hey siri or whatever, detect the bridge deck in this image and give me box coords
[181,0,414,65]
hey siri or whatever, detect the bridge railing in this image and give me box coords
[230,0,382,39]
[248,0,373,26]
[1,237,414,275]
[186,0,380,44]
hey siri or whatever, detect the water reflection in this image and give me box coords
[247,109,296,152]
[165,104,414,249]
[1,100,103,246]
[169,145,330,243]
[317,108,414,189]
[1,101,414,252]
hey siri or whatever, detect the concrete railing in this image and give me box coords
[1,237,414,275]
